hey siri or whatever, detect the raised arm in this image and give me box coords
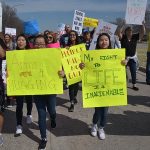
[117,19,126,40]
[139,21,146,41]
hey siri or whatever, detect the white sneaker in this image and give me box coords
[98,128,105,140]
[16,125,22,134]
[26,115,32,124]
[7,105,13,108]
[0,133,3,146]
[90,124,97,137]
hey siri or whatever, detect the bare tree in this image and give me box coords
[1,2,23,35]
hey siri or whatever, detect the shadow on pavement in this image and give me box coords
[50,113,89,137]
[56,97,69,109]
[128,95,150,107]
[3,109,40,143]
[106,110,150,136]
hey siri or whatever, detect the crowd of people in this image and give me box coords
[0,21,149,149]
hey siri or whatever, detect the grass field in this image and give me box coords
[137,42,148,68]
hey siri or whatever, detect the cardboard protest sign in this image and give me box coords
[57,23,66,37]
[125,0,147,25]
[81,49,127,108]
[5,27,16,36]
[89,20,117,50]
[61,44,86,85]
[83,17,98,27]
[6,48,63,95]
[2,60,6,84]
[72,10,85,35]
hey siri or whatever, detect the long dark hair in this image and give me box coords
[16,34,30,50]
[0,38,7,50]
[95,33,112,49]
[67,30,80,46]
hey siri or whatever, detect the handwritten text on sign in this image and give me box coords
[83,17,98,28]
[6,48,63,96]
[81,49,127,108]
[125,0,147,25]
[61,44,86,85]
[72,10,85,35]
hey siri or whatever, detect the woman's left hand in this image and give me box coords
[121,59,128,66]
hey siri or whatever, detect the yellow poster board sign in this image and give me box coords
[83,17,98,27]
[81,49,127,108]
[61,44,86,85]
[6,48,63,96]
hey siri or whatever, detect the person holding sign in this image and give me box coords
[80,33,126,140]
[15,34,33,135]
[82,29,92,50]
[0,38,7,146]
[33,35,64,150]
[119,22,145,90]
[66,30,81,112]
[60,25,71,48]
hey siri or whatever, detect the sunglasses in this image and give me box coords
[47,36,53,39]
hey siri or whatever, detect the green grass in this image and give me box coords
[137,42,148,68]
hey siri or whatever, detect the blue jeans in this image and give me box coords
[127,59,137,84]
[92,107,108,128]
[34,94,56,139]
[146,52,150,83]
[16,96,33,125]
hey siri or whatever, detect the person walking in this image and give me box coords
[15,34,33,135]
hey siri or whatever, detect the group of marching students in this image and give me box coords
[0,21,147,149]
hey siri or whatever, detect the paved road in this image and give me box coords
[1,70,150,150]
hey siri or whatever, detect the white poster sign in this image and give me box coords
[2,60,6,84]
[89,20,117,50]
[57,23,66,37]
[5,27,16,36]
[125,0,147,25]
[72,10,85,35]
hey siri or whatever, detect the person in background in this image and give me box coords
[59,24,71,47]
[60,25,72,90]
[28,35,36,49]
[79,33,127,140]
[33,35,64,150]
[66,30,81,112]
[146,33,150,85]
[82,30,92,50]
[4,34,16,108]
[118,22,145,90]
[15,34,33,135]
[0,38,7,146]
[4,34,16,107]
[45,31,60,48]
[44,30,50,37]
[4,34,16,50]
[111,28,121,49]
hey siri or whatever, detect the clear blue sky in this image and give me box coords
[2,0,150,32]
